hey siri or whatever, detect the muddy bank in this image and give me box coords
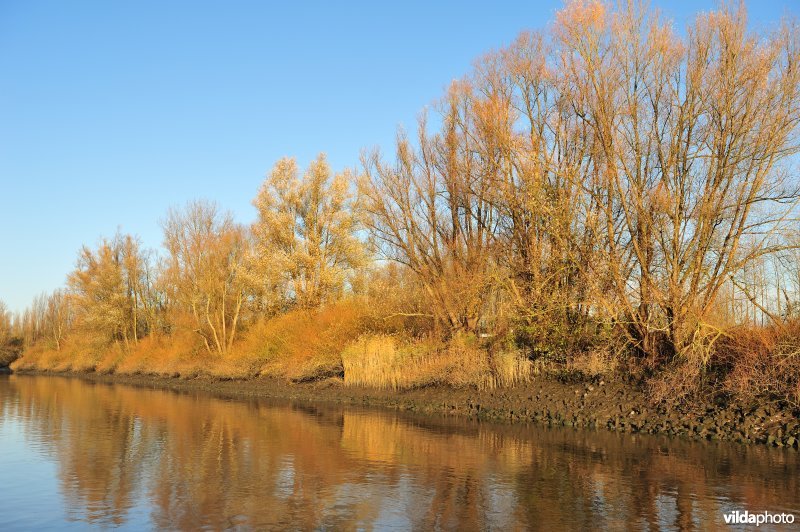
[12,369,800,449]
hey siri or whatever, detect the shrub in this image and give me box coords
[719,323,800,409]
[241,299,366,381]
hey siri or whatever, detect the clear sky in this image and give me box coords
[1,0,797,314]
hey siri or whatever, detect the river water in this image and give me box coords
[0,375,798,530]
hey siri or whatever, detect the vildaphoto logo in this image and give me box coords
[723,510,795,526]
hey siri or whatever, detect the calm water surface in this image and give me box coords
[0,375,798,531]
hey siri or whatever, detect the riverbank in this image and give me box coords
[12,369,800,449]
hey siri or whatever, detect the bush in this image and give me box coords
[241,299,366,381]
[719,323,800,409]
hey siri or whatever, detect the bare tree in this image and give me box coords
[162,200,250,354]
[361,83,502,334]
[553,1,800,365]
[44,290,72,351]
[0,300,13,364]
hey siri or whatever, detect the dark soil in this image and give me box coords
[13,369,800,449]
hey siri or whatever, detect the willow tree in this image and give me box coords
[361,84,501,334]
[0,301,9,344]
[553,0,800,364]
[0,300,15,365]
[253,154,366,310]
[464,31,605,352]
[161,200,250,355]
[67,233,150,347]
[44,290,72,350]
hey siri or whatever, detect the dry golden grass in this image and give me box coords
[565,348,619,379]
[14,308,538,391]
[12,300,369,382]
[115,332,204,376]
[342,335,420,390]
[11,332,201,377]
[342,334,532,390]
[12,337,99,373]
[242,300,366,381]
[490,349,533,388]
[17,303,800,409]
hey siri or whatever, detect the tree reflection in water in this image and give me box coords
[1,375,798,530]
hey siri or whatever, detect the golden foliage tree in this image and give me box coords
[67,234,150,347]
[161,200,250,354]
[253,154,366,309]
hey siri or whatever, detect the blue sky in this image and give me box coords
[1,0,797,313]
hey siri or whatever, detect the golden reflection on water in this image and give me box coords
[1,375,798,530]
